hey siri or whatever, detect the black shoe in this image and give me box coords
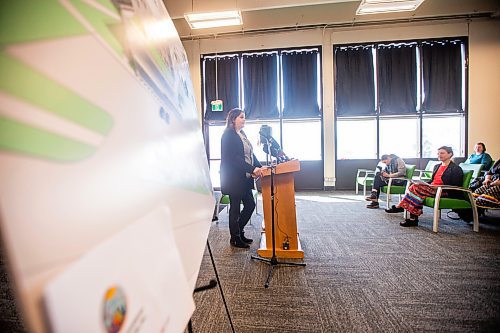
[400,218,418,227]
[240,234,253,244]
[365,192,378,202]
[230,237,250,248]
[385,205,404,213]
[366,201,379,209]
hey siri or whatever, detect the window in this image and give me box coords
[335,46,375,116]
[336,118,377,160]
[209,160,221,188]
[422,115,465,158]
[208,125,225,159]
[334,38,466,160]
[202,48,323,188]
[282,120,322,160]
[377,43,417,115]
[203,55,240,121]
[379,117,419,158]
[242,52,279,119]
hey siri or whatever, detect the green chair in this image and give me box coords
[219,189,259,217]
[458,162,483,180]
[220,193,230,206]
[380,164,416,209]
[413,160,441,182]
[422,169,479,233]
[355,168,377,196]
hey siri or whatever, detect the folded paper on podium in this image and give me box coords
[258,159,304,259]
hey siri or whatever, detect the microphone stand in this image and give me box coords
[265,138,270,167]
[251,138,305,288]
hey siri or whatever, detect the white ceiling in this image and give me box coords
[162,0,500,39]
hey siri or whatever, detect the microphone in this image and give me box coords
[259,125,289,163]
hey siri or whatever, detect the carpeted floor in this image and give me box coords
[2,191,500,332]
[0,247,26,333]
[189,191,500,333]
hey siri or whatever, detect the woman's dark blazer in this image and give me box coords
[430,161,464,199]
[220,128,262,197]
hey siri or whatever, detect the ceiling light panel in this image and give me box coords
[356,0,425,15]
[184,10,242,29]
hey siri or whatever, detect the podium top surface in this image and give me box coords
[262,159,300,176]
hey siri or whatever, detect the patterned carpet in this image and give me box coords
[1,191,500,332]
[190,191,500,333]
[0,247,26,333]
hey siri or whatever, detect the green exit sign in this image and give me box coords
[211,100,223,111]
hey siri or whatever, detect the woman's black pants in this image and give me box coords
[228,188,256,239]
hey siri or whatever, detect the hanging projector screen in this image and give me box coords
[0,0,213,332]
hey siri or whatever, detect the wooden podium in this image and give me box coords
[257,159,304,259]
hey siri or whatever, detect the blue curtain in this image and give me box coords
[242,53,279,119]
[204,56,240,121]
[421,40,463,113]
[335,46,375,116]
[377,44,417,115]
[282,51,320,119]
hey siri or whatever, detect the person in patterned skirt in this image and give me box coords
[473,160,500,209]
[385,146,463,227]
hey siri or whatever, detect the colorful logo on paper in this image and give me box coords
[102,286,127,333]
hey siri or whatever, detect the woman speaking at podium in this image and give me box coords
[221,108,264,248]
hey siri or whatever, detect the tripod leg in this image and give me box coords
[275,261,306,267]
[264,265,275,289]
[207,241,236,333]
[251,255,271,264]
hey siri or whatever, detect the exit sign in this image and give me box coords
[211,100,223,111]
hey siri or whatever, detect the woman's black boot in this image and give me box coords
[240,233,253,244]
[230,237,250,248]
[400,214,418,227]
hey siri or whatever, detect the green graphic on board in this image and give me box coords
[69,0,124,57]
[0,0,88,46]
[0,0,122,56]
[0,116,96,161]
[0,0,120,161]
[0,53,113,135]
[0,0,212,194]
[0,52,111,161]
[95,0,119,14]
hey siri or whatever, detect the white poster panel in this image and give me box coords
[44,207,193,333]
[0,0,213,332]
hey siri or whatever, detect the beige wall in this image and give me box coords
[183,18,500,186]
[468,20,500,161]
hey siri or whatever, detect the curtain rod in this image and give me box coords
[180,13,493,41]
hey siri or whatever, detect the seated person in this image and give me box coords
[464,142,493,170]
[473,160,500,209]
[365,154,406,209]
[386,146,463,227]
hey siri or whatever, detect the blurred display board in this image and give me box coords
[0,0,214,332]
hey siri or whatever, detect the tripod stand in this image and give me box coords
[188,240,236,333]
[251,145,305,288]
